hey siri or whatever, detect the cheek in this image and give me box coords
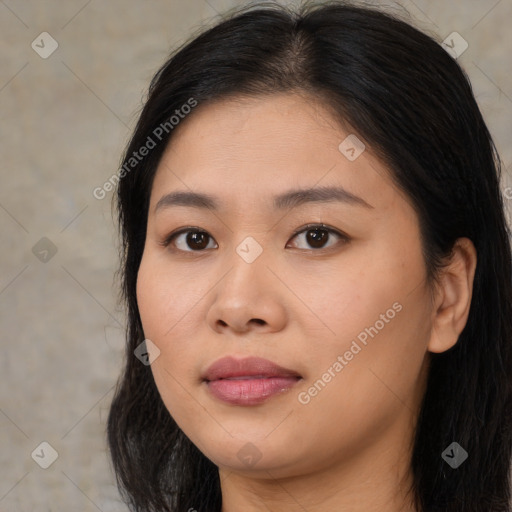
[303,233,430,386]
[293,292,430,462]
[136,253,203,342]
[136,256,204,429]
[136,252,209,364]
[288,246,407,351]
[136,258,167,342]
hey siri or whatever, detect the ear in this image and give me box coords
[428,237,477,354]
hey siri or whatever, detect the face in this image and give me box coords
[136,92,433,479]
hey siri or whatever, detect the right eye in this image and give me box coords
[160,227,218,252]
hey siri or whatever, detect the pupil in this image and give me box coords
[307,229,327,248]
[188,231,208,250]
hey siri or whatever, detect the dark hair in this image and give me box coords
[106,1,512,511]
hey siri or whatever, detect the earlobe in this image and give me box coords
[427,237,477,354]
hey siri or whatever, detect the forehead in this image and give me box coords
[166,92,348,158]
[149,93,403,216]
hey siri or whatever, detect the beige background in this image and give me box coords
[1,0,511,510]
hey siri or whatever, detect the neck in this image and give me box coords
[219,408,419,512]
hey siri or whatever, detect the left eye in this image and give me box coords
[161,224,347,252]
[286,224,347,250]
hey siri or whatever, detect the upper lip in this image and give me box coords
[202,356,302,381]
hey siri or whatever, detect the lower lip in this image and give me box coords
[206,377,301,405]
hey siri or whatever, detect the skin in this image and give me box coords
[136,92,477,512]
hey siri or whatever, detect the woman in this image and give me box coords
[106,2,512,511]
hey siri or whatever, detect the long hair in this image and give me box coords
[106,2,512,511]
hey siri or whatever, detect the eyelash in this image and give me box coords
[159,223,349,254]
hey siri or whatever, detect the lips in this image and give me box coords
[203,356,301,381]
[202,356,302,406]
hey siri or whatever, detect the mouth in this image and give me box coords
[202,356,302,406]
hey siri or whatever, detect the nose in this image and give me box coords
[205,247,288,335]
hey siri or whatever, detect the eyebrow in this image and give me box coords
[154,185,374,214]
